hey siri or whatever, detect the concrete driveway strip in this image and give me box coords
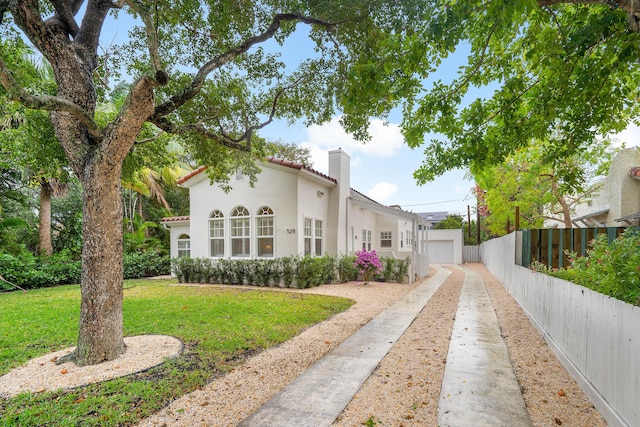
[239,266,451,427]
[438,266,532,427]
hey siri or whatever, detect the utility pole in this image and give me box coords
[467,205,472,242]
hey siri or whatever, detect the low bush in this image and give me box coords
[171,254,412,288]
[381,256,411,283]
[532,228,640,306]
[0,250,169,291]
[338,255,357,282]
[123,251,171,279]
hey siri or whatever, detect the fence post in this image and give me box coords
[522,229,531,267]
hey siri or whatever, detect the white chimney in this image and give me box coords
[327,148,351,255]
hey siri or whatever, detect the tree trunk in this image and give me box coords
[38,184,52,256]
[72,160,126,366]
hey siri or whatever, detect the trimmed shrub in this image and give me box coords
[170,254,416,288]
[123,251,170,279]
[338,255,357,282]
[541,228,640,306]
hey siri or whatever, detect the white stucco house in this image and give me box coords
[162,149,430,282]
[545,148,640,228]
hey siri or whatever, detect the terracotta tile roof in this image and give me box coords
[160,215,190,223]
[176,158,337,185]
[177,166,207,185]
[267,157,336,183]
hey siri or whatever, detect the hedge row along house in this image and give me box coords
[162,149,430,282]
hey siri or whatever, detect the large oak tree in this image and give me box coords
[0,0,422,366]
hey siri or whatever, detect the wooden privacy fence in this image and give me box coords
[518,227,626,269]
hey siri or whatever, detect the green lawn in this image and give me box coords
[0,279,354,426]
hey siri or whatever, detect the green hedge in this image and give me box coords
[533,227,640,306]
[0,251,170,291]
[170,255,411,288]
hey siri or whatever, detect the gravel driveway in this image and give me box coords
[140,263,607,427]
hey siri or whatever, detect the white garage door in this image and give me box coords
[429,240,454,264]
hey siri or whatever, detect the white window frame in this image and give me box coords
[406,230,412,247]
[314,220,323,256]
[362,229,372,251]
[230,206,251,257]
[209,210,225,257]
[304,217,323,256]
[380,231,392,248]
[177,234,190,258]
[256,206,274,257]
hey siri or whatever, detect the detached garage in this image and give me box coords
[427,229,463,264]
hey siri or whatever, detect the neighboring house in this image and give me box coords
[161,149,430,282]
[417,211,450,229]
[567,148,640,227]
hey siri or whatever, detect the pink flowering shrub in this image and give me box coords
[354,249,382,283]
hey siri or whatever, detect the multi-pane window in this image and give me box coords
[362,229,372,251]
[230,206,250,257]
[380,231,392,248]
[304,218,313,255]
[406,231,412,247]
[209,210,225,257]
[314,220,323,256]
[256,206,274,257]
[304,218,323,256]
[177,234,190,258]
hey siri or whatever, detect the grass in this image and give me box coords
[0,278,354,426]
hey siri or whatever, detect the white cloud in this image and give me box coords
[304,116,404,158]
[610,123,640,148]
[366,182,398,204]
[301,143,329,173]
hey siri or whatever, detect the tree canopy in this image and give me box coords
[339,0,640,183]
[475,138,614,235]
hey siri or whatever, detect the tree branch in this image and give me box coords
[150,117,251,151]
[125,0,163,73]
[0,56,102,139]
[74,1,112,55]
[47,0,81,38]
[152,12,349,120]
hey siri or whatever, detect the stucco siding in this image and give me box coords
[297,174,333,255]
[167,223,190,259]
[188,165,301,259]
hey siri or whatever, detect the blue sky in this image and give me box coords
[255,27,640,216]
[97,12,640,216]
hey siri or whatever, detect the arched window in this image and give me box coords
[177,234,190,258]
[256,206,274,257]
[230,206,250,257]
[209,210,224,257]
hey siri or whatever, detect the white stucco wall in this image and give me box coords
[166,222,190,259]
[186,164,332,259]
[297,173,333,255]
[347,201,377,254]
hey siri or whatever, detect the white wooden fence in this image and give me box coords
[482,233,639,427]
